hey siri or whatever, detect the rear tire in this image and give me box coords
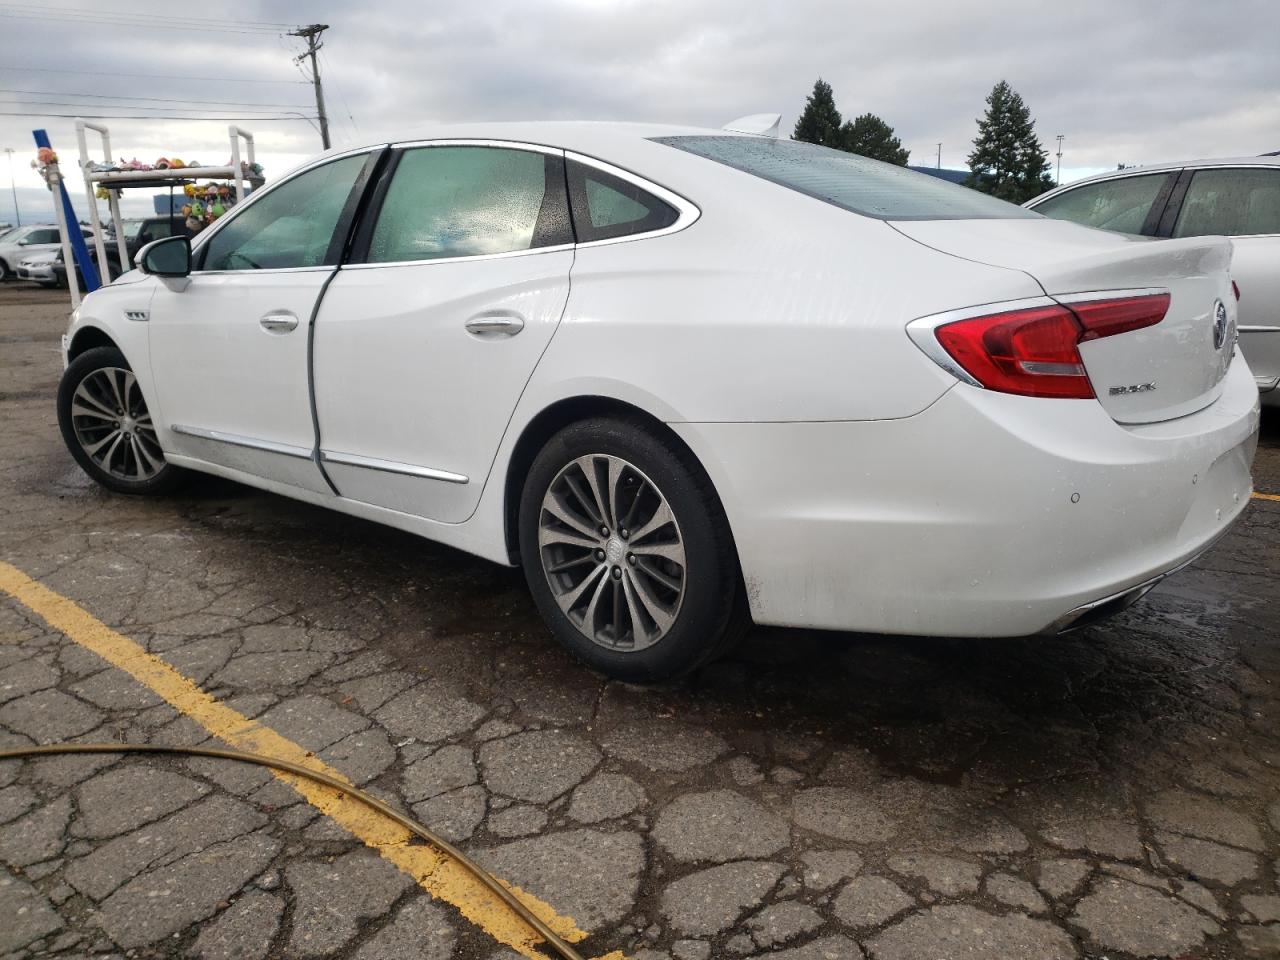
[57,346,183,495]
[0,259,9,282]
[518,416,748,681]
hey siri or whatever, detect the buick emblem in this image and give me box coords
[1212,300,1229,350]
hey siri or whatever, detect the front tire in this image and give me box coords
[518,417,747,681]
[57,346,182,495]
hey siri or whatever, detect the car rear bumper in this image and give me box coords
[672,358,1261,637]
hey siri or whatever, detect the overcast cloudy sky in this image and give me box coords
[2,0,1277,224]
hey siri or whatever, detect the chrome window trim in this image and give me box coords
[189,265,334,277]
[320,449,468,485]
[905,296,1057,388]
[1027,168,1182,208]
[564,148,701,248]
[345,139,700,268]
[389,138,564,155]
[1176,162,1280,172]
[189,145,381,267]
[171,424,313,460]
[342,243,574,271]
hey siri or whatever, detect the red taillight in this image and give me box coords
[933,293,1170,400]
[1074,293,1171,342]
[1232,280,1241,301]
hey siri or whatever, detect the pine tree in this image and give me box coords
[841,113,910,165]
[793,78,844,148]
[966,80,1055,203]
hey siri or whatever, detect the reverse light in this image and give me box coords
[926,293,1170,399]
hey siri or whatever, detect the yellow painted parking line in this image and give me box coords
[1253,492,1280,502]
[0,561,602,960]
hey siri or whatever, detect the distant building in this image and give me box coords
[908,165,970,185]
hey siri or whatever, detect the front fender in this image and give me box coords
[63,280,158,390]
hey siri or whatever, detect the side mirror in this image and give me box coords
[137,235,191,278]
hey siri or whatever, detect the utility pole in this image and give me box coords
[1055,134,1065,185]
[3,148,18,225]
[936,143,941,169]
[290,24,331,150]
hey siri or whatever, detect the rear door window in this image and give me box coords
[365,146,572,263]
[566,161,678,242]
[1172,167,1280,237]
[1033,173,1175,234]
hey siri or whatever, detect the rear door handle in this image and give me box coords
[260,313,298,334]
[465,314,525,338]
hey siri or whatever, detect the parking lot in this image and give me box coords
[1,281,1277,959]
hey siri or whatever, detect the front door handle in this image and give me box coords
[260,313,299,334]
[465,314,525,338]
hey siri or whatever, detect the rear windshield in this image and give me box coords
[652,135,1039,221]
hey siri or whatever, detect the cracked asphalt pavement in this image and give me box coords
[2,282,1279,960]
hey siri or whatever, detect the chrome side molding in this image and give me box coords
[319,449,469,485]
[170,424,313,460]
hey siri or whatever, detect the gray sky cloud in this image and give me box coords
[2,0,1277,224]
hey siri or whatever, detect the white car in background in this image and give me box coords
[1028,157,1280,405]
[0,223,93,283]
[15,248,60,286]
[55,122,1259,680]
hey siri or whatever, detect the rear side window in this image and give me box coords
[1173,167,1280,237]
[367,146,572,263]
[1033,173,1174,235]
[566,160,678,242]
[654,135,1036,221]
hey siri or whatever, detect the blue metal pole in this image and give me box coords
[32,129,100,292]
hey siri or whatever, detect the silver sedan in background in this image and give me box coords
[1028,156,1280,405]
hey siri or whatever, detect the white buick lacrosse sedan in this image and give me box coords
[58,122,1260,680]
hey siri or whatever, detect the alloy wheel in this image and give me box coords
[69,367,165,482]
[537,454,686,651]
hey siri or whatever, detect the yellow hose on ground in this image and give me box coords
[0,742,586,960]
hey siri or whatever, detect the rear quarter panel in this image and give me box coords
[530,164,1044,424]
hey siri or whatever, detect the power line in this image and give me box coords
[0,65,307,85]
[0,110,316,120]
[1,99,313,115]
[0,1,294,28]
[320,48,359,137]
[0,11,287,36]
[0,88,310,109]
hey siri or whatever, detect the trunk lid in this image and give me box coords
[894,218,1238,424]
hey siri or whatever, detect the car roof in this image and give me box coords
[1029,155,1280,206]
[286,120,740,180]
[336,120,719,152]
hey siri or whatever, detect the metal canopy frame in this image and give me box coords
[69,121,263,303]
